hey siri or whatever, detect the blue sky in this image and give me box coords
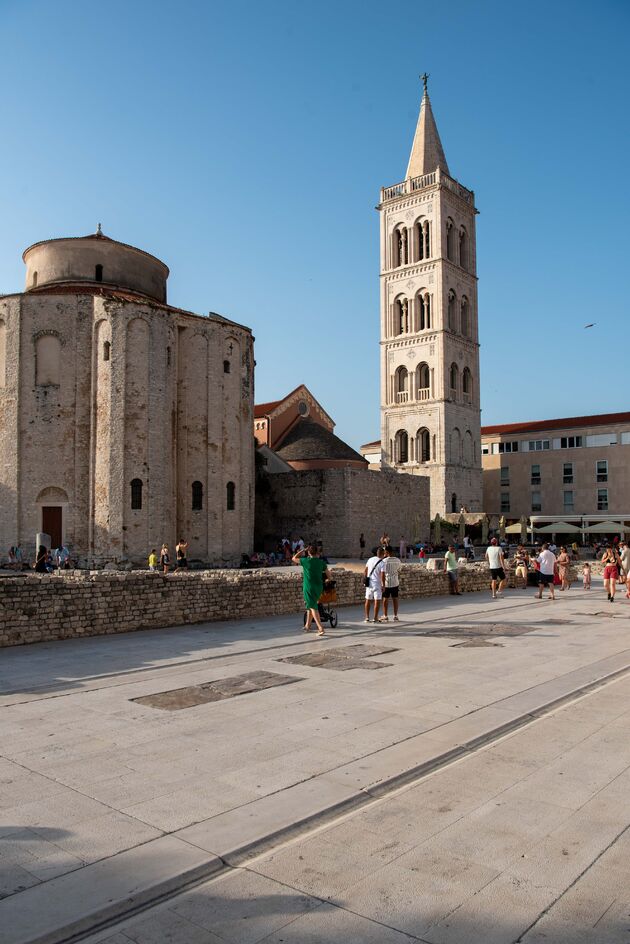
[1,0,628,450]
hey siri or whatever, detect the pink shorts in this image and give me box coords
[604,565,618,580]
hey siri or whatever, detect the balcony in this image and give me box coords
[416,388,431,401]
[395,391,409,404]
[381,168,474,205]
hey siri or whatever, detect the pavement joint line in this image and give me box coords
[11,657,630,944]
[0,594,575,704]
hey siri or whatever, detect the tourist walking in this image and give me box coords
[582,561,591,590]
[160,543,171,574]
[619,541,630,590]
[602,546,620,603]
[514,545,529,585]
[485,538,506,599]
[176,539,189,569]
[148,548,158,571]
[364,546,386,623]
[293,544,329,636]
[359,533,366,560]
[535,543,557,600]
[557,546,571,591]
[443,543,461,594]
[382,545,402,620]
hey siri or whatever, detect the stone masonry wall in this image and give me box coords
[0,561,518,648]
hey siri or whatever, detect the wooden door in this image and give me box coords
[42,506,62,549]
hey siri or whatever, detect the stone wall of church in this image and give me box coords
[0,291,254,565]
[255,468,430,555]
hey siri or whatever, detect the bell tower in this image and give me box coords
[378,76,482,516]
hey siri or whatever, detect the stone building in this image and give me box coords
[0,229,254,565]
[375,80,483,517]
[482,411,630,527]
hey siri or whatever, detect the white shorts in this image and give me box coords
[365,587,383,600]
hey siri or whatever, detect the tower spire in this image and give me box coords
[405,77,450,180]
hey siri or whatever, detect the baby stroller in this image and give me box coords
[303,579,338,628]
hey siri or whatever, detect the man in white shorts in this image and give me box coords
[485,538,506,599]
[364,546,386,623]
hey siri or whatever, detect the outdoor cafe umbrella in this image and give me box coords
[533,521,582,534]
[504,523,523,534]
[582,521,628,534]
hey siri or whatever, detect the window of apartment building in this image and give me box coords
[596,459,608,483]
[482,444,490,455]
[528,439,550,451]
[597,488,608,511]
[560,436,583,449]
[500,492,510,512]
[563,490,574,511]
[530,464,541,485]
[500,466,509,485]
[531,491,542,512]
[498,441,519,454]
[586,433,617,447]
[563,462,574,484]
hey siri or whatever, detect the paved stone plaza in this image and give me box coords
[1,581,630,943]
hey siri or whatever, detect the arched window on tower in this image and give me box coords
[460,296,470,337]
[462,367,472,403]
[415,219,424,261]
[450,362,459,397]
[424,220,431,258]
[192,481,203,510]
[459,227,468,270]
[417,292,431,330]
[446,218,455,261]
[95,264,103,282]
[394,430,408,464]
[416,362,430,400]
[393,226,408,267]
[226,481,236,510]
[130,478,143,510]
[394,297,410,335]
[395,365,409,403]
[451,492,458,513]
[417,427,431,463]
[32,271,38,288]
[448,290,457,332]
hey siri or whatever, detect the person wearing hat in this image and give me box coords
[485,537,506,599]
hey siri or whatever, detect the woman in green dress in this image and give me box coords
[293,544,330,636]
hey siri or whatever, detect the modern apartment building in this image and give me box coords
[482,412,630,520]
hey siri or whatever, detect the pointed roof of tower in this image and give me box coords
[405,78,450,180]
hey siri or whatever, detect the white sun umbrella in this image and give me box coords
[534,521,582,534]
[582,521,625,534]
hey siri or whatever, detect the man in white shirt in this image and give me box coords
[364,547,386,623]
[485,538,506,599]
[536,543,557,600]
[382,546,402,621]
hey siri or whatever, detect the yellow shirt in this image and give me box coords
[148,553,158,567]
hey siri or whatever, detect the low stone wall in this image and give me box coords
[0,562,580,648]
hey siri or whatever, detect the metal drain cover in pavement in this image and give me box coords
[278,644,399,671]
[132,670,303,710]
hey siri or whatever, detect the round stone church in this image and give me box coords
[0,229,254,565]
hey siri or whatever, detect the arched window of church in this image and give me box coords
[35,334,61,386]
[395,298,410,335]
[424,294,431,329]
[416,362,430,400]
[103,341,111,361]
[395,366,409,403]
[226,481,236,511]
[446,219,455,261]
[464,430,473,465]
[462,367,472,401]
[394,430,408,464]
[130,478,143,510]
[460,297,470,336]
[32,271,38,288]
[450,428,462,464]
[417,294,425,330]
[394,226,408,267]
[192,481,203,511]
[450,362,459,396]
[0,320,5,388]
[451,492,458,513]
[459,227,468,270]
[424,221,431,258]
[415,220,424,261]
[223,360,230,374]
[95,264,103,282]
[448,291,457,331]
[418,427,431,462]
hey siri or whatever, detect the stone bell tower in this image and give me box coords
[378,76,482,516]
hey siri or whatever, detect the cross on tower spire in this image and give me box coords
[420,72,429,93]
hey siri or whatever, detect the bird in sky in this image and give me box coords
[584,323,596,328]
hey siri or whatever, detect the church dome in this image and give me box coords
[22,228,169,303]
[275,418,368,470]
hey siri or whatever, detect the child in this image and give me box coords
[582,561,591,590]
[148,548,158,572]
